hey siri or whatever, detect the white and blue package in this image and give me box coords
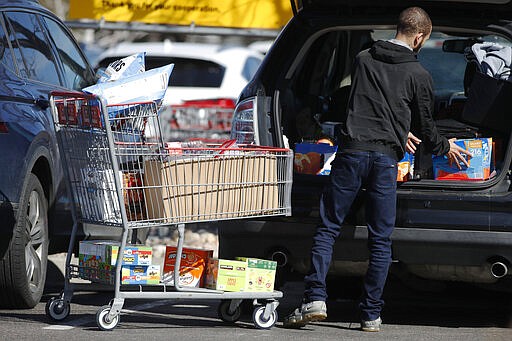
[83,63,174,118]
[97,52,146,83]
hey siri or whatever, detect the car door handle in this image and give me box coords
[35,97,49,110]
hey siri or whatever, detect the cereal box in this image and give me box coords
[121,265,160,285]
[433,138,493,180]
[205,258,247,292]
[236,257,277,292]
[163,247,213,287]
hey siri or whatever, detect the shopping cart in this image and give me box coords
[45,90,293,330]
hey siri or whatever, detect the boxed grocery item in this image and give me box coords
[163,247,213,287]
[397,152,414,182]
[433,137,493,180]
[78,168,121,222]
[294,142,337,175]
[100,242,153,266]
[121,265,160,285]
[205,258,247,292]
[143,154,279,222]
[78,241,153,284]
[236,257,277,292]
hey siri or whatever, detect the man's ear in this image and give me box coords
[413,33,424,49]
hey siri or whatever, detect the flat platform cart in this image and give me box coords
[45,90,293,330]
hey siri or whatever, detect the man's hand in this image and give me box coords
[447,138,473,169]
[406,132,422,154]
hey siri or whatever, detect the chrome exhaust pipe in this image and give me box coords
[490,261,508,279]
[271,250,288,267]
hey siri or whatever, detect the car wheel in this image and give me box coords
[0,173,49,308]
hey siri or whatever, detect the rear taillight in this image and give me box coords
[231,97,257,144]
[0,122,8,133]
[170,98,236,133]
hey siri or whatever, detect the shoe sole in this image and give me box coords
[361,327,380,332]
[303,312,327,322]
[283,312,327,328]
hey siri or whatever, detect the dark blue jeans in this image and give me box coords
[304,151,398,321]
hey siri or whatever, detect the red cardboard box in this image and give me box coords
[163,246,213,287]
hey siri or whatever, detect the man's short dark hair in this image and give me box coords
[397,7,432,36]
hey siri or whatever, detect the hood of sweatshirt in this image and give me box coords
[369,40,419,64]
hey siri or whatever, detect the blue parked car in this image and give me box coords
[0,0,96,308]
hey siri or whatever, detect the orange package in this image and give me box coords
[163,246,213,287]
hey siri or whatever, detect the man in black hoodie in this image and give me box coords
[283,7,471,332]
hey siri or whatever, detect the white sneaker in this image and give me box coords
[361,317,382,332]
[283,301,327,328]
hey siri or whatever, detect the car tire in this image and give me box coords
[0,173,49,308]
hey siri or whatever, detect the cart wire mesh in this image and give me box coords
[50,91,293,230]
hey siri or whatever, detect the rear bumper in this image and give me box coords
[218,219,512,269]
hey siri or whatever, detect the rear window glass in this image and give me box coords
[97,56,225,87]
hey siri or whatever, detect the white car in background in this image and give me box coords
[95,41,264,141]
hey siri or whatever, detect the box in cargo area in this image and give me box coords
[121,265,160,285]
[163,246,213,287]
[236,257,277,292]
[143,155,278,223]
[433,138,493,180]
[205,258,247,292]
[294,142,337,175]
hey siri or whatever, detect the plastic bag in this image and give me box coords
[83,63,174,109]
[97,52,146,83]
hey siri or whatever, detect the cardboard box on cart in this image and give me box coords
[163,246,213,287]
[236,257,277,292]
[205,258,247,292]
[143,154,279,222]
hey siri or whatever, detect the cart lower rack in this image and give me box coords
[45,91,293,330]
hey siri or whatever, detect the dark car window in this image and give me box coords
[4,11,61,86]
[42,16,93,90]
[241,56,261,81]
[0,17,16,75]
[98,56,226,87]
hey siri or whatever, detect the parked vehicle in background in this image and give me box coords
[221,0,512,291]
[0,0,96,308]
[95,41,264,141]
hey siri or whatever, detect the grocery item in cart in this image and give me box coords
[143,153,279,223]
[205,258,247,292]
[235,257,277,293]
[162,246,213,287]
[122,265,160,285]
[97,52,146,83]
[83,63,174,112]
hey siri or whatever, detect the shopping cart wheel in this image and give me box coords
[218,300,242,323]
[45,297,70,321]
[252,305,278,329]
[96,305,120,331]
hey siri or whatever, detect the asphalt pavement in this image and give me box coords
[0,257,510,341]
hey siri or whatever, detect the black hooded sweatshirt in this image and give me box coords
[340,40,449,161]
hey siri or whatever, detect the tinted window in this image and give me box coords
[5,11,60,85]
[42,17,94,90]
[98,56,226,87]
[0,17,16,74]
[418,42,466,92]
[241,56,261,81]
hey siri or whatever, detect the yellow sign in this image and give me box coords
[68,0,292,30]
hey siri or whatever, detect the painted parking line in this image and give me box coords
[43,299,175,330]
